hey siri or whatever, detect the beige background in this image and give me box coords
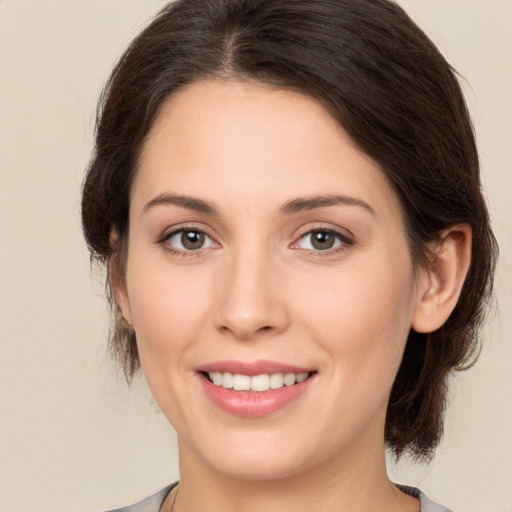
[0,1,510,511]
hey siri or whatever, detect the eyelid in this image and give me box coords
[155,222,354,256]
[156,223,221,254]
[290,225,355,253]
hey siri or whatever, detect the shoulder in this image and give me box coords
[396,484,454,512]
[100,483,177,512]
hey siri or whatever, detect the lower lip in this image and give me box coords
[199,374,315,417]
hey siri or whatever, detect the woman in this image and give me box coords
[81,0,497,511]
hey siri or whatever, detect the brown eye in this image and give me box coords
[296,229,350,252]
[166,229,216,252]
[310,231,336,250]
[181,230,205,250]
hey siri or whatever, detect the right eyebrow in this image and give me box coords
[142,193,219,216]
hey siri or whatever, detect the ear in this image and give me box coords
[109,229,133,327]
[411,224,472,333]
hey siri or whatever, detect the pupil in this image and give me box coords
[312,231,334,250]
[182,230,204,250]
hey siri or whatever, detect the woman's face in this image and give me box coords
[118,80,428,480]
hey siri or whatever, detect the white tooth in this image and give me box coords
[211,372,222,386]
[296,372,308,383]
[269,373,284,389]
[251,374,270,392]
[284,373,296,386]
[221,372,234,389]
[233,374,251,391]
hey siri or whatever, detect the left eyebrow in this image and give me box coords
[279,194,376,216]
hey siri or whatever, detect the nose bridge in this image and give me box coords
[214,240,288,340]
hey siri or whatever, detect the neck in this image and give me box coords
[170,434,418,512]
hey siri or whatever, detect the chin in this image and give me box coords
[208,451,310,482]
[178,427,314,481]
[210,430,338,483]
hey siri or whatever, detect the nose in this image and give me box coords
[214,247,290,341]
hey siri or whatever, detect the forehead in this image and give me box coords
[133,79,402,223]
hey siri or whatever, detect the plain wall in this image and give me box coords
[0,1,510,511]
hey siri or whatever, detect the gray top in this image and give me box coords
[397,484,453,512]
[103,483,177,512]
[103,482,453,512]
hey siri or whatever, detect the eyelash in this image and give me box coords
[292,227,354,257]
[157,225,218,257]
[157,226,354,257]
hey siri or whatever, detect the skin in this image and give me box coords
[115,80,471,512]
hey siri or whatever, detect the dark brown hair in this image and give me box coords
[82,0,497,460]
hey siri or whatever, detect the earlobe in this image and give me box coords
[411,225,472,333]
[113,282,133,328]
[109,229,133,326]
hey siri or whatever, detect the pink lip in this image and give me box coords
[196,360,316,418]
[197,360,313,376]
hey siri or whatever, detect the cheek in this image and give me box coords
[125,255,212,366]
[295,251,416,386]
[291,265,416,442]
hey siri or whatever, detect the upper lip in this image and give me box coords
[197,360,315,376]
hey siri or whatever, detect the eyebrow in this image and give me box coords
[143,193,219,215]
[279,194,375,216]
[142,192,375,217]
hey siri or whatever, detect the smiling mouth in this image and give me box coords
[202,371,315,392]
